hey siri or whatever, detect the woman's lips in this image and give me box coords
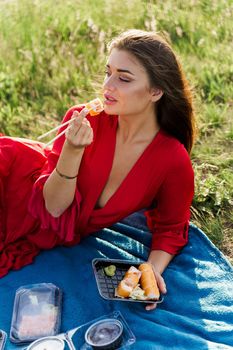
[104,93,117,105]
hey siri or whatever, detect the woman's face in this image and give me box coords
[103,48,160,117]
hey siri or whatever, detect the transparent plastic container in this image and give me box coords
[0,330,7,350]
[26,311,136,350]
[10,283,62,344]
[84,318,123,349]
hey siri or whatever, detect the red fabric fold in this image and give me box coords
[28,175,82,242]
[145,146,194,254]
[0,239,40,278]
[0,137,52,277]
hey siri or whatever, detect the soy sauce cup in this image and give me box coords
[85,318,123,350]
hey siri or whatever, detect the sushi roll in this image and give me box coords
[116,266,141,298]
[138,263,160,300]
[85,98,104,116]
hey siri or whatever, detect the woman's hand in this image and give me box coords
[65,109,93,149]
[145,265,167,311]
[144,250,173,311]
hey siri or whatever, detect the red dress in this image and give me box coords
[0,105,194,277]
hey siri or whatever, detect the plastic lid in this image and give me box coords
[10,283,62,343]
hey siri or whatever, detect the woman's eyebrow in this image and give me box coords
[106,64,135,75]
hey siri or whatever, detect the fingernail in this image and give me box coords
[81,107,89,116]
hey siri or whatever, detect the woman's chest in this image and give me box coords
[78,126,167,212]
[95,141,155,209]
[96,152,137,208]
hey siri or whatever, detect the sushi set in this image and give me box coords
[92,258,164,304]
[1,258,163,349]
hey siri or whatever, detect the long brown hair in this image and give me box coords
[108,29,196,153]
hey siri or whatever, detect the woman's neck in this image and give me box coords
[117,110,160,144]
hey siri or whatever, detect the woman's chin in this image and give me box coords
[104,105,119,115]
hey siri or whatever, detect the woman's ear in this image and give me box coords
[151,88,163,102]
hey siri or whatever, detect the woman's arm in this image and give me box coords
[43,109,93,217]
[144,146,194,310]
[148,249,174,275]
[43,142,84,217]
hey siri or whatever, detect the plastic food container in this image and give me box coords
[10,283,62,344]
[85,318,123,350]
[26,336,65,350]
[25,311,135,350]
[0,330,7,350]
[92,258,164,304]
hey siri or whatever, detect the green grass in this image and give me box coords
[0,0,232,260]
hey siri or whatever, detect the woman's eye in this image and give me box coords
[104,71,130,83]
[119,77,130,83]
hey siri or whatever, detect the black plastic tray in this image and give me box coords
[92,258,164,304]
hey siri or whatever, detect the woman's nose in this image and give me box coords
[103,75,116,91]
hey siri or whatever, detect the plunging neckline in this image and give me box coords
[93,120,162,212]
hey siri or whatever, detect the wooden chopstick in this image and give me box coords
[40,106,91,147]
[44,125,71,147]
[38,116,76,140]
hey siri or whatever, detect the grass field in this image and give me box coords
[0,0,232,261]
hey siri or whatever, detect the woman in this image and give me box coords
[0,30,195,310]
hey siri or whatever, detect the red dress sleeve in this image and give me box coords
[28,105,85,242]
[145,145,194,255]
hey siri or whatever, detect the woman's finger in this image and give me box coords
[67,125,93,147]
[77,127,93,144]
[70,108,89,129]
[155,273,167,294]
[68,118,91,138]
[73,117,90,128]
[145,303,157,311]
[75,123,92,138]
[144,269,167,311]
[71,107,89,120]
[150,265,167,294]
[82,118,90,126]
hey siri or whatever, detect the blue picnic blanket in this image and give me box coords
[0,211,232,349]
